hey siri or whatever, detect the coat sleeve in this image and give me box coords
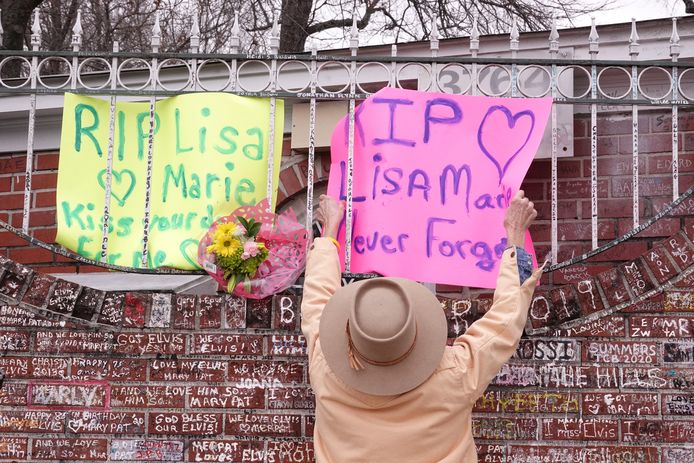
[452,247,543,401]
[300,237,342,362]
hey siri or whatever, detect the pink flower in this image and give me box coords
[242,240,260,259]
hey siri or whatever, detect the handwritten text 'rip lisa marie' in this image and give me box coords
[332,96,541,274]
[60,103,268,267]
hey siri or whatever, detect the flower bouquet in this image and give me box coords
[198,199,308,299]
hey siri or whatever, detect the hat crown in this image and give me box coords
[350,279,416,363]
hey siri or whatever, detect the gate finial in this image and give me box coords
[231,11,240,53]
[430,15,439,55]
[350,10,359,53]
[629,18,640,57]
[71,10,83,51]
[470,14,480,54]
[270,12,280,53]
[670,17,680,58]
[30,9,41,50]
[589,17,599,55]
[190,2,200,53]
[510,16,519,52]
[549,15,559,54]
[151,11,161,51]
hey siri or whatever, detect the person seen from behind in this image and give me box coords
[301,191,544,462]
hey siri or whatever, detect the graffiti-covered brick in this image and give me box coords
[642,246,679,283]
[621,258,655,296]
[46,279,81,315]
[596,267,631,307]
[21,273,55,307]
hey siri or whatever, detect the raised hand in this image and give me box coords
[503,190,537,249]
[314,194,345,239]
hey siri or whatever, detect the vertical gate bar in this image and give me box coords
[510,18,519,97]
[305,44,318,235]
[101,42,122,262]
[100,41,119,262]
[190,4,200,92]
[266,16,280,210]
[470,16,479,96]
[589,18,599,250]
[70,11,82,91]
[22,10,41,234]
[344,15,359,272]
[549,18,559,264]
[141,12,162,268]
[629,19,640,229]
[390,43,397,87]
[23,97,36,234]
[230,12,240,91]
[430,17,439,92]
[671,18,681,201]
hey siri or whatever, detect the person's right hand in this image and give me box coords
[314,194,344,239]
[503,190,537,249]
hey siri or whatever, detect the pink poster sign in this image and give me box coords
[327,87,552,288]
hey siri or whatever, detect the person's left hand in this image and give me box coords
[314,194,344,239]
[503,190,537,249]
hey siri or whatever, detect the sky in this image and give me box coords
[316,0,689,49]
[570,0,686,27]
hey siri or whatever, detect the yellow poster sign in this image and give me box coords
[56,92,285,269]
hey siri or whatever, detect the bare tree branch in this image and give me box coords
[2,0,618,61]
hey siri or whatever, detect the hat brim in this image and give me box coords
[319,277,447,396]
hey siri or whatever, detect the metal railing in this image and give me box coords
[1,10,693,275]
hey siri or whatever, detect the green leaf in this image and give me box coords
[227,274,239,293]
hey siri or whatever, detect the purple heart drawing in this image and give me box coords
[477,105,535,185]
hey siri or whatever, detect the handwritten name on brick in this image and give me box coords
[111,385,185,408]
[191,334,263,355]
[115,333,185,355]
[67,411,145,434]
[475,391,579,413]
[150,360,226,382]
[188,386,265,409]
[584,341,657,364]
[149,413,222,435]
[32,438,107,460]
[630,316,693,338]
[0,437,27,459]
[472,418,537,440]
[226,413,301,437]
[35,331,115,353]
[29,382,108,409]
[0,357,69,379]
[189,440,263,462]
[542,418,618,441]
[583,393,659,416]
[110,439,183,461]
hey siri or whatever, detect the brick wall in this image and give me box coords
[0,108,692,462]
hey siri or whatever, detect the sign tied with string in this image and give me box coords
[327,87,552,288]
[56,93,284,269]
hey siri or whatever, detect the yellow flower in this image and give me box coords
[216,222,238,236]
[214,233,241,257]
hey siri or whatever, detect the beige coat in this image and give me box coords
[301,238,541,463]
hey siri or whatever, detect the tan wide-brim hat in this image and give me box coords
[319,277,447,396]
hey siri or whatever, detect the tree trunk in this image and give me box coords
[1,0,44,77]
[279,0,312,53]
